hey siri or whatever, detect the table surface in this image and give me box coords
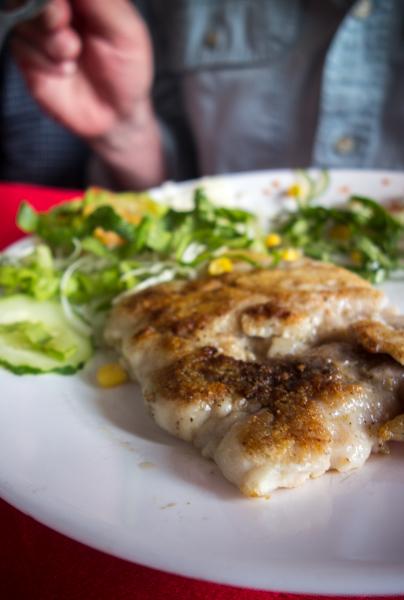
[0,182,402,600]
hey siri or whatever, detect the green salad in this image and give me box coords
[0,177,402,376]
[273,170,404,283]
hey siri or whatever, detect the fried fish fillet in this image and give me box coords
[353,318,404,366]
[106,259,387,371]
[105,259,404,496]
[147,344,403,496]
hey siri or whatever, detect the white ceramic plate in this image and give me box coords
[1,170,404,596]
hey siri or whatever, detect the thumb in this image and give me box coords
[71,0,147,43]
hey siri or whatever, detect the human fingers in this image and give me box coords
[15,0,73,33]
[13,0,78,64]
[41,0,72,30]
[71,0,146,43]
[14,25,81,63]
[11,35,77,76]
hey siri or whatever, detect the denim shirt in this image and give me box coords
[148,0,404,178]
[1,0,404,186]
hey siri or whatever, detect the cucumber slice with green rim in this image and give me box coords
[0,295,93,375]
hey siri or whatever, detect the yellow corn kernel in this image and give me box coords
[121,210,142,225]
[330,224,350,241]
[94,227,124,248]
[280,247,301,262]
[82,204,94,217]
[208,257,234,275]
[97,363,128,388]
[286,184,302,198]
[350,250,363,266]
[265,233,282,248]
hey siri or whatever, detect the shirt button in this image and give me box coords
[352,0,373,19]
[203,30,219,49]
[335,136,356,155]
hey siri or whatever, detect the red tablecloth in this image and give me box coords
[0,182,402,600]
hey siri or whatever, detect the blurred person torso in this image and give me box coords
[1,0,404,186]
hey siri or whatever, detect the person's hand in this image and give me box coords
[11,0,166,189]
[12,0,154,139]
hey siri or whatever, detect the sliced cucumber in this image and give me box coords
[0,295,92,375]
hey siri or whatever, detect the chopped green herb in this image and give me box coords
[274,193,404,282]
[4,187,263,338]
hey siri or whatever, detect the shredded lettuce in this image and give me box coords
[0,244,59,300]
[7,183,403,344]
[274,194,404,283]
[7,187,264,336]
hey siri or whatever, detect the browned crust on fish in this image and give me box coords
[112,260,380,342]
[151,347,360,458]
[353,320,404,365]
